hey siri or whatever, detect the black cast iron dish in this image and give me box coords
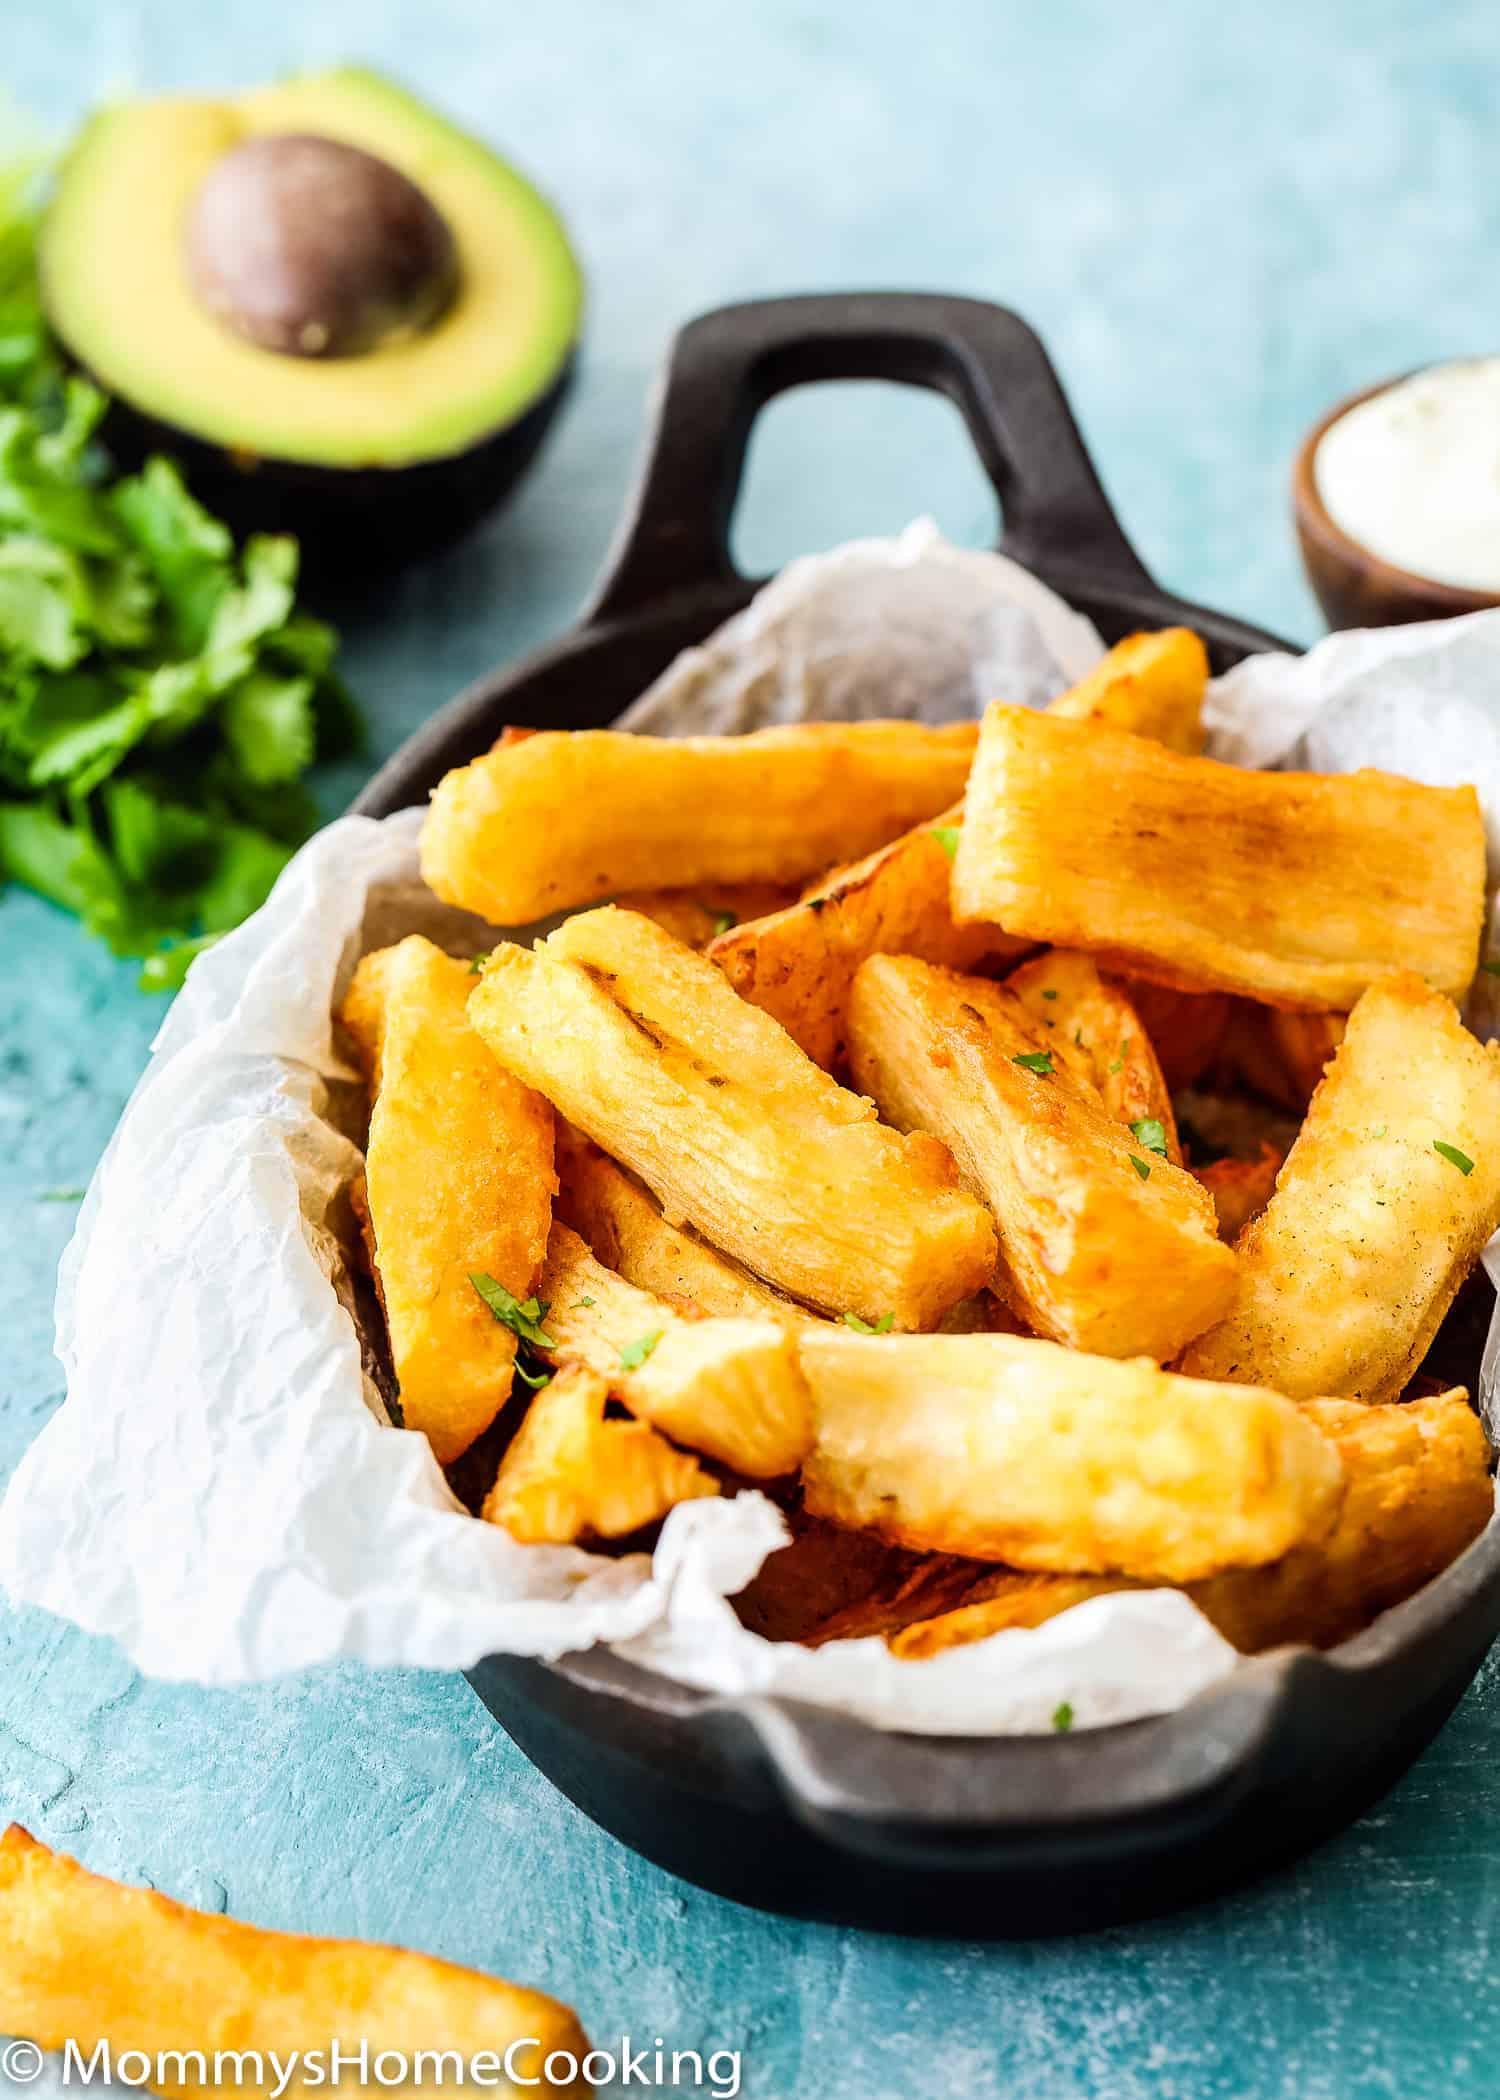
[355,294,1500,1936]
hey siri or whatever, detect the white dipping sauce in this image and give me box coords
[1315,357,1500,592]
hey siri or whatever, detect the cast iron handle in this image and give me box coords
[587,291,1154,622]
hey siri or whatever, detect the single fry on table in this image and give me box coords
[337,935,555,1464]
[846,954,1234,1360]
[797,1327,1344,1581]
[421,720,977,924]
[952,705,1486,1009]
[468,907,998,1330]
[0,1827,590,2099]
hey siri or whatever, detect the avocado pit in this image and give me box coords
[183,132,459,359]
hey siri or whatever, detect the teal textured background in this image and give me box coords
[4,4,1500,2094]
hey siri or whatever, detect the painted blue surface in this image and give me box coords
[3,4,1500,2094]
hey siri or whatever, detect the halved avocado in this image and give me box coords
[40,68,582,573]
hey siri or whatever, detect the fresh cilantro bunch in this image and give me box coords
[0,164,359,989]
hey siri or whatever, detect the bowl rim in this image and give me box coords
[1292,366,1500,616]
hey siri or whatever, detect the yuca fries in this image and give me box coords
[1120,979,1233,1090]
[797,1328,1344,1581]
[707,801,1027,1069]
[1004,949,1181,1160]
[555,1125,816,1326]
[421,720,977,924]
[1220,1001,1348,1110]
[337,937,554,1465]
[483,1363,717,1543]
[846,956,1234,1360]
[853,1392,1490,1660]
[1180,972,1500,1401]
[953,705,1486,1008]
[469,908,997,1330]
[0,1828,589,2099]
[1043,625,1209,753]
[532,1223,810,1477]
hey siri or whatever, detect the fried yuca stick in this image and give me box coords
[863,1391,1491,1659]
[482,1363,717,1543]
[533,1222,810,1477]
[554,1125,818,1327]
[1179,972,1500,1401]
[846,956,1234,1360]
[1003,949,1182,1161]
[1043,626,1209,753]
[797,1329,1343,1581]
[421,720,977,925]
[707,802,1028,1069]
[1220,1000,1347,1110]
[0,1827,590,2099]
[469,909,997,1330]
[337,936,555,1465]
[953,706,1486,1009]
[1194,1142,1283,1243]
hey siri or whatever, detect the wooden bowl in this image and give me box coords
[1293,375,1500,630]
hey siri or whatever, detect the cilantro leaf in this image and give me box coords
[619,1330,664,1371]
[1434,1140,1475,1176]
[1052,1701,1075,1733]
[512,1357,552,1391]
[1129,1154,1152,1180]
[930,824,961,862]
[708,907,736,937]
[843,1311,894,1334]
[1012,1050,1053,1075]
[470,1273,557,1348]
[1129,1117,1169,1157]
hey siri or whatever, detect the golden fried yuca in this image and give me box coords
[871,1391,1491,1659]
[953,706,1486,1008]
[846,956,1234,1359]
[482,1363,717,1543]
[1043,626,1209,753]
[421,720,978,924]
[797,1328,1344,1581]
[1180,972,1500,1401]
[612,881,801,951]
[469,909,997,1329]
[1120,978,1233,1090]
[706,802,1027,1069]
[337,936,555,1465]
[732,1512,927,1644]
[1004,948,1182,1161]
[554,1125,817,1327]
[0,1826,590,2100]
[531,1223,811,1477]
[1194,1142,1283,1243]
[1220,1001,1348,1110]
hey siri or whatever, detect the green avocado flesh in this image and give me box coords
[39,68,582,470]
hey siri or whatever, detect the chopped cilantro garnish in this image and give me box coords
[1012,1050,1054,1076]
[1073,1027,1085,1048]
[1129,1154,1152,1180]
[513,1358,551,1390]
[807,896,828,915]
[469,950,489,974]
[1052,1700,1075,1733]
[619,1330,664,1371]
[36,1185,85,1202]
[1434,1140,1475,1176]
[1108,1038,1129,1074]
[930,825,961,862]
[709,908,736,937]
[843,1311,894,1334]
[1483,961,1500,977]
[0,177,360,988]
[573,1295,596,1310]
[1129,1117,1168,1157]
[1042,987,1058,1000]
[470,1273,556,1348]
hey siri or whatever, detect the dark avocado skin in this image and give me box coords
[84,349,576,586]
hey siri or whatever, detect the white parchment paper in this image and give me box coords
[4,521,1500,1736]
